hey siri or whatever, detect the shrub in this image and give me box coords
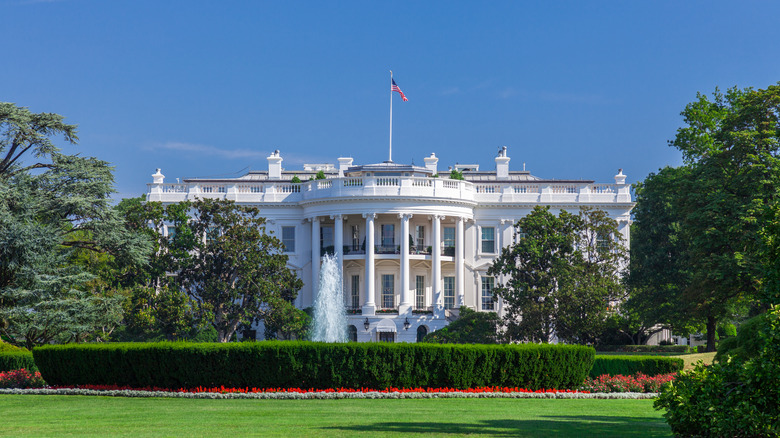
[0,351,36,372]
[582,373,676,393]
[715,313,767,363]
[590,355,683,377]
[0,341,28,353]
[33,341,595,390]
[0,368,46,388]
[655,306,780,437]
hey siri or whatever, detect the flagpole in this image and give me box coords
[389,70,393,162]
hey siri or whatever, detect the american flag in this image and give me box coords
[391,79,408,101]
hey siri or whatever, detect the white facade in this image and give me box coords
[147,147,634,342]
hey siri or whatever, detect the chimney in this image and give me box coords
[614,168,627,185]
[267,150,283,179]
[338,157,353,177]
[152,168,165,184]
[424,153,439,175]
[495,146,510,180]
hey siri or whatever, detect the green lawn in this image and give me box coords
[0,395,671,437]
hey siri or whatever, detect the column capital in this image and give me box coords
[500,218,513,225]
[429,214,446,221]
[362,213,376,220]
[330,214,345,220]
[398,213,413,220]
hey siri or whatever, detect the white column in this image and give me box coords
[363,213,376,315]
[432,215,443,318]
[334,214,344,267]
[456,216,465,307]
[399,213,412,314]
[311,217,320,306]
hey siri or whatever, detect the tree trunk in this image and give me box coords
[706,315,717,352]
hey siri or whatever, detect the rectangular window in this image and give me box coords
[381,224,395,248]
[382,274,394,309]
[415,225,425,251]
[351,275,360,309]
[481,276,495,311]
[415,275,425,309]
[596,233,610,252]
[167,226,176,241]
[443,227,455,256]
[481,227,495,253]
[320,226,334,254]
[351,225,360,251]
[282,226,295,253]
[443,276,455,309]
[378,332,394,343]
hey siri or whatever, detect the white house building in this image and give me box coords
[147,147,634,343]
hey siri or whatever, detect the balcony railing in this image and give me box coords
[148,177,631,204]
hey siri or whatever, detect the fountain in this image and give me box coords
[311,254,348,342]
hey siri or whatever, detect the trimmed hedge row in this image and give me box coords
[0,352,37,372]
[33,341,595,390]
[590,355,684,377]
[596,345,691,353]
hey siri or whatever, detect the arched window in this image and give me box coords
[348,325,358,342]
[417,325,428,343]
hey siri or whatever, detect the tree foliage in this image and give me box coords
[632,84,780,351]
[173,199,303,342]
[488,206,625,344]
[422,307,499,344]
[0,103,152,348]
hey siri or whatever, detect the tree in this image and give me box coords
[0,104,151,348]
[659,85,780,351]
[422,306,499,344]
[488,206,625,343]
[174,199,303,342]
[625,166,699,343]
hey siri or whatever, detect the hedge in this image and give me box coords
[596,345,691,353]
[0,351,37,372]
[33,341,595,390]
[590,355,684,377]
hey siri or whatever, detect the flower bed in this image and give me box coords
[581,372,676,393]
[0,369,46,389]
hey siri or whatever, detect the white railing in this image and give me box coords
[148,178,630,204]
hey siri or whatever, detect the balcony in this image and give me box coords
[148,177,632,205]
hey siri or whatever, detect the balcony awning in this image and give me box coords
[375,319,397,333]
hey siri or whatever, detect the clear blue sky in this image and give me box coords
[3,0,779,199]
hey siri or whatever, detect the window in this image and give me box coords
[415,276,425,309]
[320,226,334,254]
[348,325,358,342]
[351,225,360,251]
[443,276,455,309]
[596,233,611,252]
[415,225,425,251]
[381,224,395,247]
[167,226,176,241]
[416,325,428,343]
[282,226,295,252]
[481,276,495,311]
[443,227,455,248]
[382,274,394,309]
[206,227,219,243]
[378,332,394,343]
[516,227,527,242]
[481,227,495,253]
[351,275,360,309]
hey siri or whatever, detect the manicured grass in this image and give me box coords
[674,352,716,370]
[0,395,671,437]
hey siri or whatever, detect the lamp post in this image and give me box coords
[403,318,411,330]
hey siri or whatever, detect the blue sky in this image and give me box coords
[2,0,779,199]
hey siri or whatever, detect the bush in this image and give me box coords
[582,373,676,393]
[0,341,28,353]
[655,306,780,437]
[715,313,767,363]
[33,341,595,390]
[595,344,691,353]
[590,355,684,377]
[0,368,46,388]
[0,351,36,372]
